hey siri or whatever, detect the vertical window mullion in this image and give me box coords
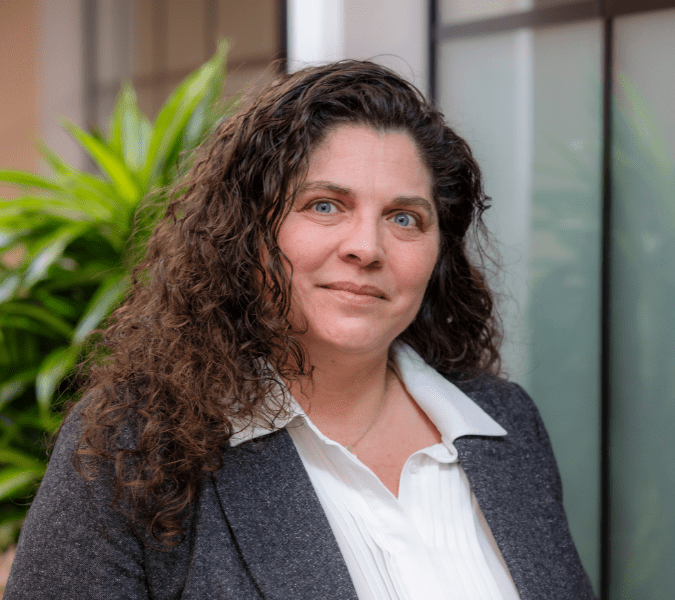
[599,15,614,600]
[429,0,439,103]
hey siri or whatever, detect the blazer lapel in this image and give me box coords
[454,434,530,592]
[212,429,359,600]
[453,380,594,600]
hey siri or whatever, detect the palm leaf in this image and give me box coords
[23,222,91,287]
[35,345,80,416]
[142,40,228,187]
[72,272,129,344]
[64,122,143,205]
[0,303,73,339]
[0,468,42,502]
[0,171,61,192]
[108,83,152,172]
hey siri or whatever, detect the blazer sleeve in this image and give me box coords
[4,407,149,600]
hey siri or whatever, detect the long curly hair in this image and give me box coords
[72,60,501,546]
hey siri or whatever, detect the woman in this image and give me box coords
[5,61,596,599]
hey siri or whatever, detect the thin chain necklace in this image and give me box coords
[345,366,391,456]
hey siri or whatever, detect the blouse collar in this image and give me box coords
[229,342,506,447]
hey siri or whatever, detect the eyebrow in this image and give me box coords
[295,180,436,216]
[296,180,352,197]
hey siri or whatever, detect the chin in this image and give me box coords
[304,321,400,357]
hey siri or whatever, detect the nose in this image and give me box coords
[337,213,384,268]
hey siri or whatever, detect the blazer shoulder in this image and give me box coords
[448,373,539,428]
[4,398,150,599]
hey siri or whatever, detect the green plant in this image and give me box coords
[0,42,229,550]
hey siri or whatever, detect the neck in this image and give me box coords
[287,344,394,436]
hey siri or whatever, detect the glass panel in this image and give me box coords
[440,30,535,382]
[611,9,675,600]
[439,21,603,592]
[529,24,602,588]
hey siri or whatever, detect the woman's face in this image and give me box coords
[277,125,440,359]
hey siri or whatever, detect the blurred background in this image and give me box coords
[1,1,674,598]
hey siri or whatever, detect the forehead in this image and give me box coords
[311,124,423,162]
[302,125,432,196]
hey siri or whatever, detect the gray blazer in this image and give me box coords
[5,376,597,599]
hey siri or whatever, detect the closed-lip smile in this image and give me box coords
[321,282,387,299]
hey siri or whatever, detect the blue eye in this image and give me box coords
[392,213,414,227]
[313,201,335,214]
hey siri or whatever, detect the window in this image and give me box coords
[84,0,286,129]
[432,1,675,597]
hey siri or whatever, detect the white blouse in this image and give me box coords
[230,344,521,600]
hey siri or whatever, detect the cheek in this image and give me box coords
[279,225,332,274]
[397,244,439,296]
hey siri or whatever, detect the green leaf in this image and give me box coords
[0,381,24,410]
[0,170,62,192]
[0,449,46,473]
[0,467,41,501]
[0,315,62,339]
[37,143,123,211]
[36,141,77,179]
[0,213,59,237]
[0,513,25,551]
[32,289,80,319]
[35,142,132,223]
[7,404,50,431]
[41,262,115,291]
[73,272,129,344]
[0,302,73,339]
[0,381,25,411]
[0,195,103,223]
[64,121,142,205]
[142,41,228,187]
[0,274,21,303]
[109,83,151,172]
[0,228,26,249]
[108,86,128,156]
[182,46,227,149]
[24,222,91,287]
[35,345,79,414]
[0,370,38,411]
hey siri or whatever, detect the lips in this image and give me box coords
[321,282,386,299]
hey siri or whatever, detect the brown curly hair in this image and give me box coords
[73,60,501,546]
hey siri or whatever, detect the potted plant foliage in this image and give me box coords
[0,42,229,551]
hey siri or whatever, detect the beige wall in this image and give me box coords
[131,0,280,119]
[1,0,280,186]
[39,0,86,172]
[0,0,40,185]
